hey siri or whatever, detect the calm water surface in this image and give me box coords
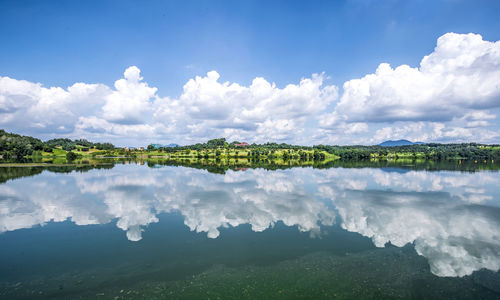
[0,163,499,299]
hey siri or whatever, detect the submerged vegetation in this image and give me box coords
[1,129,500,165]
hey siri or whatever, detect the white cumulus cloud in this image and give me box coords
[333,33,500,124]
[1,32,499,145]
[102,66,157,125]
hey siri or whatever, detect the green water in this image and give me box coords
[0,162,499,299]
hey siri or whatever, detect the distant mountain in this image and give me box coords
[150,143,179,149]
[379,139,416,147]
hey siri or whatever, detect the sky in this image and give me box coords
[1,0,500,146]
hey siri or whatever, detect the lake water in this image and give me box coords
[1,162,500,299]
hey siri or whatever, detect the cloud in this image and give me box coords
[102,66,157,125]
[150,71,338,143]
[316,32,500,144]
[333,33,500,124]
[0,76,108,134]
[1,32,499,145]
[0,67,338,145]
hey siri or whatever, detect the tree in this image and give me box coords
[282,151,289,160]
[66,151,77,161]
[207,138,226,148]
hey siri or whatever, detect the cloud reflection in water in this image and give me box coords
[0,165,499,277]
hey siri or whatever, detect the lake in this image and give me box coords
[1,162,500,299]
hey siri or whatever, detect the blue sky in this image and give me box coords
[1,0,500,146]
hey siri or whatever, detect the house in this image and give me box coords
[234,142,249,147]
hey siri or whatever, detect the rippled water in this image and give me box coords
[0,163,499,299]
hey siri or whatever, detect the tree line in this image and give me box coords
[2,129,500,162]
[149,138,500,161]
[313,143,500,160]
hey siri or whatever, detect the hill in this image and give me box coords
[149,143,179,149]
[0,129,114,160]
[0,129,45,159]
[379,140,418,147]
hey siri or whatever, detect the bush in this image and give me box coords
[66,151,78,161]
